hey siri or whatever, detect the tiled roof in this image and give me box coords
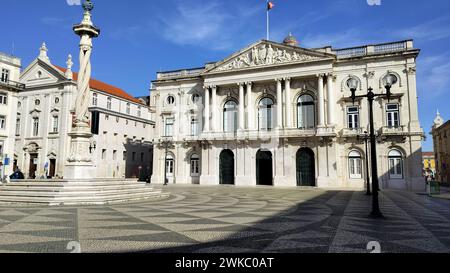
[55,66,144,105]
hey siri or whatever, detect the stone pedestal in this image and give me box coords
[65,124,95,180]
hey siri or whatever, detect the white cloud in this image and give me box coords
[417,54,450,98]
[66,0,81,6]
[395,17,450,41]
[156,0,261,50]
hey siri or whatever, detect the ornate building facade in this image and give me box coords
[8,44,154,179]
[151,36,424,190]
[431,112,450,183]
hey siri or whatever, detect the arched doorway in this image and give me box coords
[220,149,235,185]
[296,148,316,186]
[256,150,273,186]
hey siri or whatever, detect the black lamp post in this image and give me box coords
[347,73,396,218]
[161,136,173,186]
[357,131,371,196]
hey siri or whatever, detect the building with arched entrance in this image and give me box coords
[150,35,425,191]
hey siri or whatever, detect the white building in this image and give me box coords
[150,35,424,191]
[0,52,23,178]
[11,43,154,179]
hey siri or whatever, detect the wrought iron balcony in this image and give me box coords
[0,79,25,91]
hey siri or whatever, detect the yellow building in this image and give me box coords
[422,152,436,178]
[431,111,450,183]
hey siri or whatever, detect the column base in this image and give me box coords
[64,164,96,180]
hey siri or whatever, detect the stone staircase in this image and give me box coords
[0,179,168,206]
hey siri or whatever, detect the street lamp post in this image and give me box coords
[161,136,173,186]
[347,73,397,218]
[358,131,371,196]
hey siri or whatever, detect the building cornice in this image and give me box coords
[88,106,155,125]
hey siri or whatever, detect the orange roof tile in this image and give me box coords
[55,66,144,105]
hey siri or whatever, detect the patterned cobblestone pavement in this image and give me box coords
[0,185,449,253]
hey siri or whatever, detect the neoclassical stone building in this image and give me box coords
[10,43,154,179]
[151,35,424,191]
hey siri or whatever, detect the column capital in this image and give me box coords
[283,77,291,82]
[327,73,337,80]
[275,78,282,83]
[316,73,326,79]
[203,85,211,90]
[237,82,245,87]
[245,82,253,87]
[211,85,217,90]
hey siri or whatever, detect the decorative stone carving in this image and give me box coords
[212,43,323,72]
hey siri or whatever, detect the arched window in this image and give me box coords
[167,96,175,105]
[349,150,362,179]
[190,154,200,176]
[32,117,39,136]
[389,149,403,179]
[192,94,201,104]
[107,97,112,110]
[92,93,98,106]
[223,100,238,133]
[258,98,274,131]
[297,95,315,129]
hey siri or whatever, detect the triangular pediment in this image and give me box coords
[20,58,68,87]
[203,40,335,74]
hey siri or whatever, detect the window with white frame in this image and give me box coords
[190,154,200,176]
[1,69,9,83]
[126,103,130,114]
[107,97,112,110]
[192,94,201,104]
[347,106,359,129]
[15,118,21,136]
[223,100,238,132]
[349,150,362,179]
[0,116,6,130]
[102,149,107,160]
[191,118,199,136]
[258,98,274,131]
[166,154,174,175]
[165,118,174,137]
[92,93,98,106]
[167,96,175,105]
[0,93,7,105]
[32,117,39,136]
[297,95,315,129]
[52,116,59,133]
[386,104,400,128]
[137,107,141,117]
[389,149,403,179]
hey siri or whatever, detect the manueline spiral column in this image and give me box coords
[66,0,100,179]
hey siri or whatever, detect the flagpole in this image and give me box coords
[266,0,270,40]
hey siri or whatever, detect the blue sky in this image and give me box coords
[2,0,450,151]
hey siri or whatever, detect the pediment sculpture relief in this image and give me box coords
[213,44,322,72]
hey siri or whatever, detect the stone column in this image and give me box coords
[317,74,325,127]
[204,86,210,132]
[327,74,335,126]
[276,79,283,129]
[285,78,292,128]
[406,67,420,131]
[211,86,217,132]
[246,82,254,130]
[238,83,245,130]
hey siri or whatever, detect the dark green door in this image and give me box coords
[296,148,316,187]
[220,150,235,185]
[256,150,273,186]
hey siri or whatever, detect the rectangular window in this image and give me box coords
[0,93,7,105]
[347,106,359,129]
[32,117,39,136]
[123,151,127,161]
[349,158,362,179]
[137,107,141,118]
[165,118,174,137]
[126,104,130,115]
[113,150,117,160]
[102,149,107,160]
[386,104,400,128]
[389,158,403,179]
[107,98,112,110]
[16,118,20,136]
[52,116,59,133]
[1,69,9,83]
[0,116,5,130]
[191,159,200,176]
[191,118,199,136]
[92,93,98,106]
